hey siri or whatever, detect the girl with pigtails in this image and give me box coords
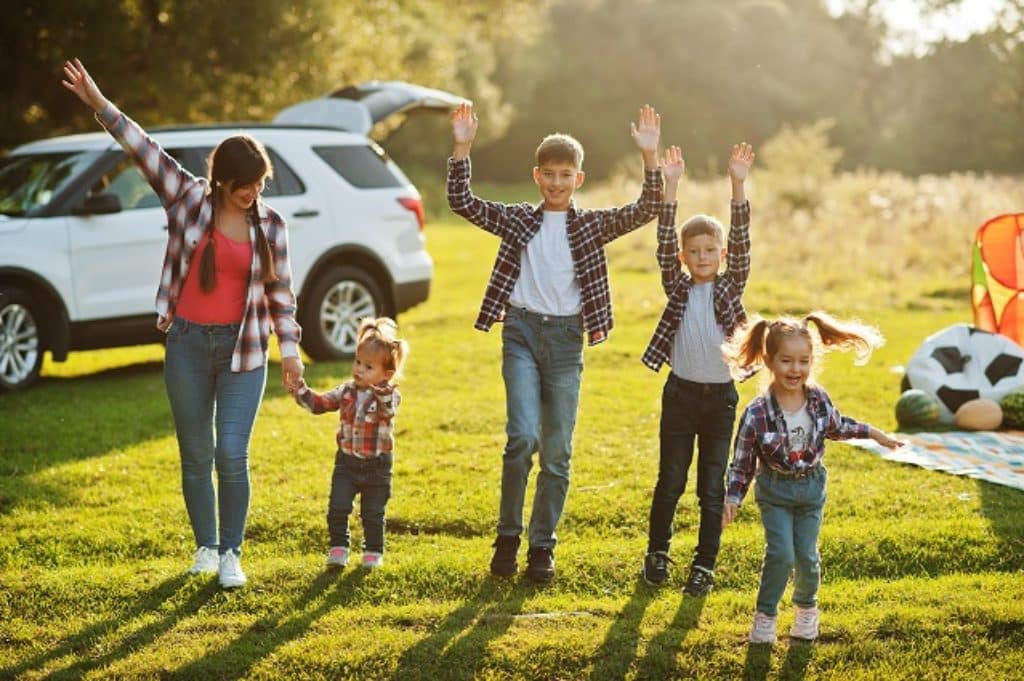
[720,312,902,644]
[63,59,304,589]
[292,318,409,570]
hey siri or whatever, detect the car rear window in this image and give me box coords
[312,145,404,189]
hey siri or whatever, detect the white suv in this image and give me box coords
[0,82,460,391]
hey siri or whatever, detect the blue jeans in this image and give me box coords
[754,466,827,616]
[498,306,584,549]
[164,317,266,554]
[327,452,393,552]
[647,374,738,569]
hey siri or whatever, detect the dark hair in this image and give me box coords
[199,135,276,292]
[535,133,584,168]
[724,311,884,380]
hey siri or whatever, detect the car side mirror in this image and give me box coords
[73,192,122,215]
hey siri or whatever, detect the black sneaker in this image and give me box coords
[682,565,715,596]
[642,551,674,586]
[524,546,555,583]
[490,534,521,577]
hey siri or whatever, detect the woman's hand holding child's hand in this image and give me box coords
[722,502,738,528]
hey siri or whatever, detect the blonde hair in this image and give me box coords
[536,133,584,168]
[356,317,409,385]
[724,311,883,381]
[680,214,725,246]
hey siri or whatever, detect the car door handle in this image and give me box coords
[292,210,320,218]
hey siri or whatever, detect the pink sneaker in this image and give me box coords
[362,551,384,569]
[789,606,820,640]
[326,546,350,568]
[749,611,777,644]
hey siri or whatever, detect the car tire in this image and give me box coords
[0,287,44,392]
[300,265,388,360]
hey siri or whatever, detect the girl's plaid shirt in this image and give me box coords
[295,382,400,458]
[725,385,871,505]
[95,103,301,372]
[446,157,662,345]
[641,200,751,372]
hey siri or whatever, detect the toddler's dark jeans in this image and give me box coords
[327,451,393,553]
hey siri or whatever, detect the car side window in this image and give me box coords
[89,149,190,210]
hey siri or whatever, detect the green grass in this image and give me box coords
[2,207,1024,679]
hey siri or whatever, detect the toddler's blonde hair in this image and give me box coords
[357,317,409,385]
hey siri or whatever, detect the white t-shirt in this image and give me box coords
[781,402,813,462]
[671,282,731,382]
[509,210,582,316]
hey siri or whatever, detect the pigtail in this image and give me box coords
[723,316,772,377]
[803,311,883,365]
[356,317,409,385]
[250,201,278,285]
[199,185,219,293]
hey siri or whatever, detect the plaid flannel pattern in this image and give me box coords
[725,385,871,505]
[446,157,662,345]
[296,381,400,458]
[96,103,301,371]
[641,200,751,371]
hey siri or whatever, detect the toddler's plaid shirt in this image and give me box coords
[296,382,400,458]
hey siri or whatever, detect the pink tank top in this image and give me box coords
[176,229,252,324]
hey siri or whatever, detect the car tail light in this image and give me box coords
[397,197,425,232]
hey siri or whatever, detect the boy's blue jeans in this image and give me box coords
[163,317,266,555]
[498,306,584,549]
[754,466,827,616]
[647,374,738,570]
[327,451,393,553]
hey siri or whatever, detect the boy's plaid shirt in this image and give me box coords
[446,157,662,345]
[96,103,301,371]
[641,200,751,371]
[296,382,400,458]
[725,385,871,505]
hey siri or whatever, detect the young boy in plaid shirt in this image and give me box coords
[640,142,755,595]
[447,102,663,582]
[292,318,409,569]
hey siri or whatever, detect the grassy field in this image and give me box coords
[2,175,1024,680]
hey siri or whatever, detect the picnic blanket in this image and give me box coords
[849,431,1024,492]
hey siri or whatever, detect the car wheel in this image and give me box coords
[300,265,387,360]
[0,287,44,392]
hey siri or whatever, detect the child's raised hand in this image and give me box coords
[722,502,739,528]
[727,142,755,183]
[630,104,661,154]
[451,102,478,147]
[661,145,685,184]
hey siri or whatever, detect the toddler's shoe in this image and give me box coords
[749,611,777,644]
[524,546,555,584]
[188,546,219,575]
[789,605,820,641]
[362,551,384,569]
[489,534,521,577]
[682,565,714,596]
[642,551,673,586]
[218,551,247,589]
[326,546,350,568]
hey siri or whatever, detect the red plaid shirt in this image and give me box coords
[446,157,662,345]
[726,385,871,505]
[296,382,400,458]
[96,103,301,371]
[641,200,751,371]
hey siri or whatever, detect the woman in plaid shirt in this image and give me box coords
[292,318,408,570]
[63,60,304,589]
[721,312,902,644]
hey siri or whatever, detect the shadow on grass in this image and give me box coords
[588,580,656,680]
[391,578,529,681]
[633,592,706,680]
[0,574,211,680]
[780,640,814,679]
[742,642,773,680]
[170,568,365,680]
[977,477,1024,570]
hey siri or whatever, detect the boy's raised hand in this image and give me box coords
[727,142,755,183]
[660,145,684,202]
[630,104,660,167]
[451,102,477,160]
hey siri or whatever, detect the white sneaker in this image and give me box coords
[362,551,384,569]
[749,611,778,644]
[789,605,820,640]
[326,546,350,568]
[218,551,247,588]
[188,546,219,575]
